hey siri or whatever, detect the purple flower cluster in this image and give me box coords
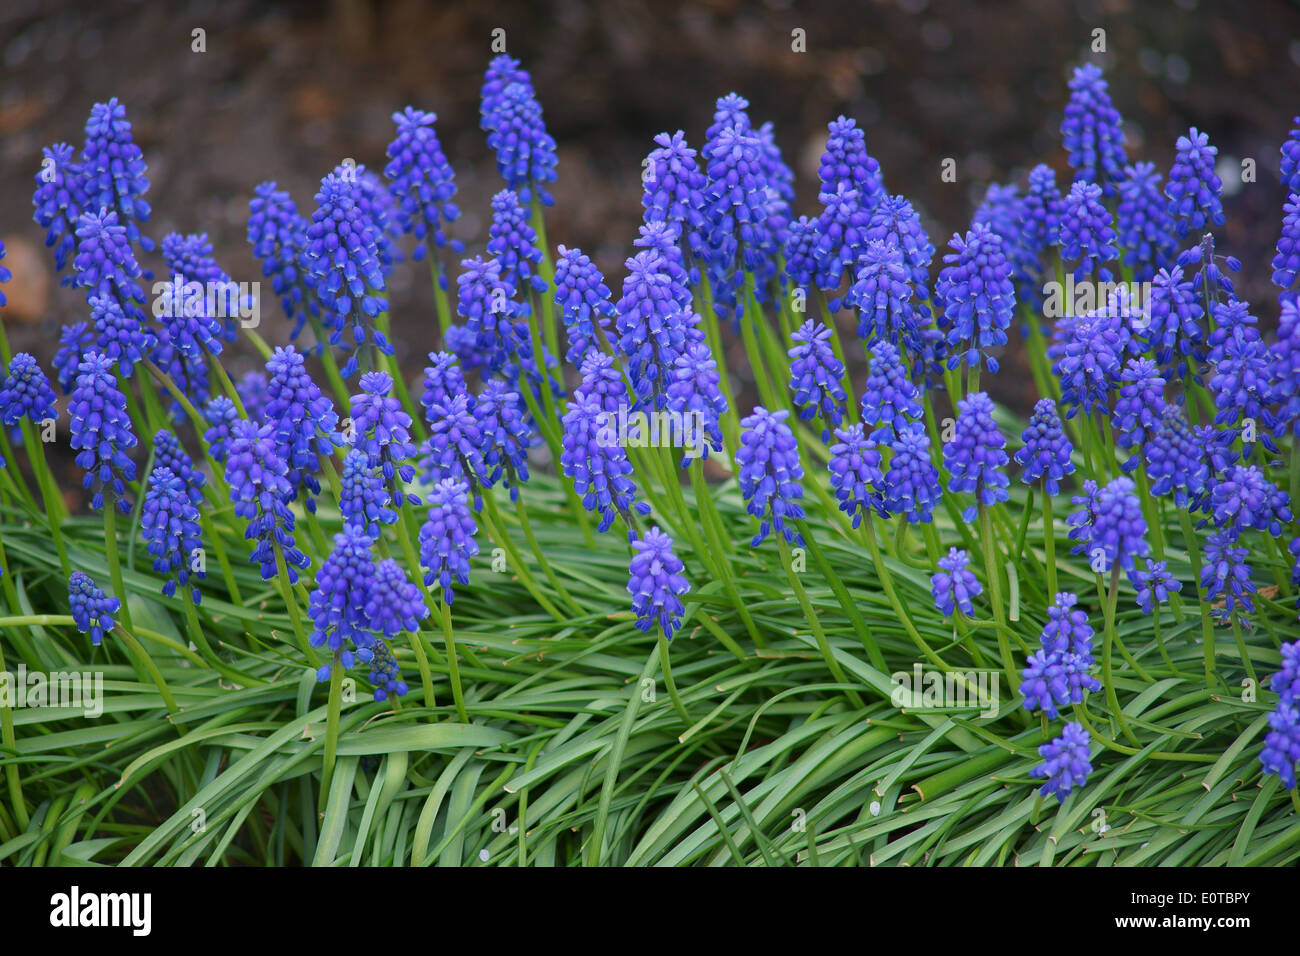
[931,548,982,617]
[736,406,805,548]
[627,527,690,640]
[1020,592,1101,719]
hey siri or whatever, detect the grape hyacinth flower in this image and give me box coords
[1113,358,1167,470]
[474,379,532,501]
[247,182,319,343]
[1271,299,1300,439]
[695,123,770,319]
[1058,180,1119,282]
[79,98,153,250]
[420,351,467,416]
[350,371,421,507]
[224,419,310,583]
[1021,164,1065,255]
[1029,721,1093,801]
[931,548,982,617]
[1272,194,1300,294]
[1061,64,1128,194]
[736,406,805,548]
[1146,265,1205,374]
[483,78,558,207]
[787,320,847,439]
[827,423,886,528]
[235,371,269,423]
[421,392,489,505]
[1129,558,1182,615]
[418,477,479,603]
[365,558,430,640]
[1019,592,1101,719]
[68,571,121,646]
[1208,466,1292,538]
[935,224,1015,372]
[457,255,530,375]
[1201,530,1255,620]
[88,293,154,377]
[304,168,391,378]
[154,429,206,506]
[642,130,706,229]
[0,354,58,427]
[1015,398,1075,495]
[161,232,247,344]
[633,221,695,306]
[384,106,463,263]
[574,349,631,416]
[52,322,94,394]
[487,189,547,297]
[553,245,616,363]
[203,396,239,464]
[141,466,204,603]
[31,142,85,273]
[340,448,398,538]
[944,391,1010,522]
[811,182,872,294]
[68,351,137,513]
[1066,479,1101,556]
[782,215,818,291]
[1116,162,1178,280]
[1165,127,1225,239]
[817,115,884,209]
[616,250,694,409]
[560,392,648,536]
[973,183,1040,300]
[1090,476,1149,574]
[860,339,923,443]
[265,345,341,513]
[367,639,409,702]
[665,343,728,464]
[846,239,916,346]
[627,526,690,640]
[1260,704,1300,790]
[307,527,378,677]
[1048,307,1130,418]
[885,422,942,524]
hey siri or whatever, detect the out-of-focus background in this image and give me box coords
[2,0,1299,415]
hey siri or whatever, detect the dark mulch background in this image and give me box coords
[2,0,1298,475]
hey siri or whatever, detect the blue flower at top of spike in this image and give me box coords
[1113,358,1166,470]
[0,354,58,426]
[1015,398,1074,495]
[782,216,818,291]
[735,406,805,548]
[1030,721,1093,801]
[1209,332,1277,448]
[665,343,728,464]
[153,429,204,505]
[418,477,479,604]
[484,81,558,206]
[616,250,694,409]
[1091,476,1149,574]
[236,371,269,423]
[696,124,771,317]
[384,106,463,264]
[827,423,886,528]
[756,120,795,251]
[1209,466,1292,537]
[151,268,225,368]
[973,183,1039,300]
[79,98,153,251]
[350,371,420,507]
[72,208,146,310]
[247,182,319,344]
[1061,64,1127,195]
[1201,529,1255,620]
[88,292,154,377]
[69,351,136,513]
[365,558,429,640]
[366,638,409,702]
[480,55,530,126]
[420,351,467,416]
[642,131,706,229]
[1047,308,1130,418]
[474,379,532,501]
[32,142,85,273]
[936,224,1015,372]
[52,322,94,394]
[224,419,310,583]
[1205,298,1259,366]
[487,189,547,297]
[142,465,204,603]
[456,256,530,375]
[1058,180,1118,282]
[1146,265,1204,373]
[1021,164,1065,255]
[202,396,239,463]
[860,339,922,444]
[1261,703,1300,790]
[1272,299,1300,438]
[811,182,872,294]
[421,392,489,506]
[1166,127,1225,239]
[817,116,884,209]
[1066,479,1100,556]
[554,245,616,364]
[628,526,690,640]
[787,320,846,440]
[1129,558,1182,615]
[1272,193,1300,293]
[68,571,120,646]
[885,422,941,524]
[1281,119,1300,195]
[574,349,630,415]
[846,238,916,346]
[307,527,378,677]
[866,195,934,301]
[633,221,695,306]
[943,391,1009,522]
[931,548,982,618]
[560,392,648,537]
[303,168,391,378]
[161,232,246,344]
[340,448,397,538]
[265,345,341,513]
[1116,162,1178,281]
